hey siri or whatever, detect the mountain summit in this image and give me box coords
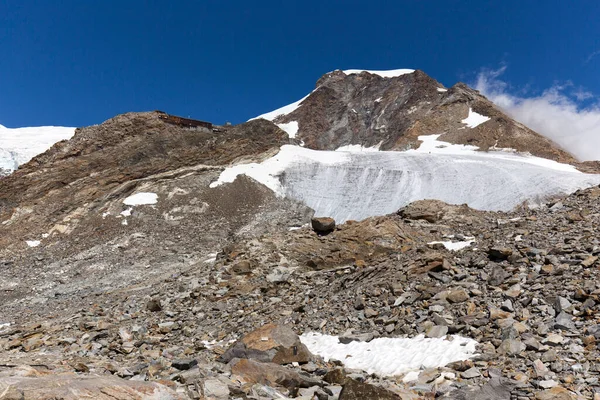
[257,69,576,164]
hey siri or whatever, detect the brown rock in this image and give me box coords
[339,378,401,400]
[221,324,312,364]
[231,260,253,275]
[0,369,184,400]
[535,386,575,400]
[488,247,513,261]
[311,217,336,233]
[230,358,321,390]
[446,289,470,303]
[146,299,162,312]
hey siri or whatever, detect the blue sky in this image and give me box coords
[1,1,599,129]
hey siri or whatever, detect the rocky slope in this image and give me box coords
[263,69,576,165]
[1,70,600,399]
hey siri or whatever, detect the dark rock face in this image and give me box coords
[270,70,577,164]
[311,217,336,233]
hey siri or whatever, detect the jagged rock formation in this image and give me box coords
[270,70,576,164]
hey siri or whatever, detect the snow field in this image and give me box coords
[210,136,600,222]
[299,332,478,377]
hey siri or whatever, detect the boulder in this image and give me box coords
[0,368,183,400]
[339,379,401,400]
[311,217,336,233]
[230,358,321,390]
[220,324,313,364]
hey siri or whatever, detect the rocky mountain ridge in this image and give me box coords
[1,69,600,399]
[266,69,579,166]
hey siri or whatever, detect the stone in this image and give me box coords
[231,260,253,275]
[488,247,513,261]
[535,386,575,400]
[171,358,198,371]
[461,367,481,379]
[426,325,448,338]
[203,378,230,400]
[146,299,162,312]
[581,255,598,267]
[0,370,184,399]
[311,217,336,233]
[538,379,559,389]
[554,312,575,330]
[533,359,550,378]
[446,289,469,303]
[553,297,571,313]
[220,324,313,365]
[497,339,525,355]
[339,378,401,400]
[230,358,321,390]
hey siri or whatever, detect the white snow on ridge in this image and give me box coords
[250,93,311,122]
[342,69,415,78]
[0,125,75,172]
[211,136,600,223]
[300,332,478,377]
[276,121,299,138]
[462,108,490,128]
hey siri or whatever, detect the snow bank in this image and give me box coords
[411,134,579,173]
[123,192,158,206]
[26,240,41,248]
[0,125,75,172]
[461,108,490,128]
[342,69,415,78]
[300,332,478,377]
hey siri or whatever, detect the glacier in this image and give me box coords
[0,125,75,172]
[211,135,600,222]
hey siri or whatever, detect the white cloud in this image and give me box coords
[475,67,600,161]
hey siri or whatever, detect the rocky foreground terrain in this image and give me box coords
[2,70,600,399]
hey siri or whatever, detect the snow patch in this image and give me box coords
[342,69,415,78]
[411,134,579,173]
[0,322,10,331]
[300,332,478,377]
[0,125,75,173]
[461,108,490,128]
[26,240,41,248]
[123,192,158,206]
[276,121,299,139]
[429,240,475,251]
[437,87,448,93]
